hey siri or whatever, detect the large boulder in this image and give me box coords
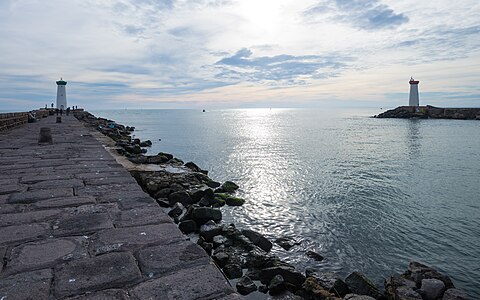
[385,275,420,300]
[199,221,223,241]
[345,272,382,299]
[168,191,194,206]
[268,275,285,295]
[310,272,349,297]
[241,229,272,252]
[223,263,242,279]
[236,276,257,295]
[178,220,197,234]
[221,181,239,193]
[442,288,468,300]
[302,277,338,299]
[192,207,222,225]
[167,202,184,218]
[418,278,445,300]
[407,261,454,289]
[259,266,306,288]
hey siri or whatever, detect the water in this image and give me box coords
[93,108,480,297]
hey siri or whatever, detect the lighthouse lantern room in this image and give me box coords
[56,78,67,109]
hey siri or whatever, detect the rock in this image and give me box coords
[221,181,239,193]
[310,272,349,297]
[158,152,173,160]
[128,155,148,164]
[345,272,381,299]
[306,250,324,261]
[168,158,184,165]
[442,288,468,300]
[199,221,223,241]
[192,207,222,225]
[385,275,419,300]
[206,180,221,188]
[146,155,168,164]
[223,263,242,279]
[213,252,229,268]
[258,285,268,293]
[189,187,213,203]
[168,191,194,206]
[196,237,213,256]
[154,188,172,199]
[225,196,245,206]
[133,138,140,144]
[268,274,285,295]
[212,235,229,248]
[156,198,170,207]
[236,276,257,295]
[407,261,454,288]
[184,161,201,172]
[418,278,445,300]
[125,145,142,154]
[139,140,152,147]
[167,202,184,218]
[275,237,301,250]
[302,277,338,299]
[241,229,272,252]
[344,294,376,300]
[178,220,197,234]
[259,266,306,288]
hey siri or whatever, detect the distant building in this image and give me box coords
[56,78,67,109]
[409,77,419,107]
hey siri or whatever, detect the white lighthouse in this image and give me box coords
[409,77,419,107]
[56,78,67,109]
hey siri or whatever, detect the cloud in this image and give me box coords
[214,48,351,85]
[305,0,409,30]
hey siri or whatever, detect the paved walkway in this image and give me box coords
[0,114,237,299]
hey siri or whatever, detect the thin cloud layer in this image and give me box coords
[0,0,479,110]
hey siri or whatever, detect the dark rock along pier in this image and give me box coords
[0,114,239,299]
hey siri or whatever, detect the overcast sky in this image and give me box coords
[0,0,479,110]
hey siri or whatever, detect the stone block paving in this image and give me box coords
[0,115,235,299]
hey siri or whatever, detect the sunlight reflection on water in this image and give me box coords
[93,108,480,297]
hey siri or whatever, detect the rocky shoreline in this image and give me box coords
[74,110,469,300]
[374,106,480,120]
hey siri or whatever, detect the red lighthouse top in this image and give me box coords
[409,77,419,84]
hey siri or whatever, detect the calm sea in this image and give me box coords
[92,108,480,297]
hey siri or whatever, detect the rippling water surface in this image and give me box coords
[93,108,480,297]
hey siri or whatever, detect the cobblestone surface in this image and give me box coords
[0,115,235,299]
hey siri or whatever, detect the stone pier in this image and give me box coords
[0,114,237,299]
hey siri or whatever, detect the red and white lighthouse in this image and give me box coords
[409,77,419,107]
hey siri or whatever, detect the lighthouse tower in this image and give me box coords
[56,78,67,109]
[409,77,419,107]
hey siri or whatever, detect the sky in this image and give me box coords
[0,0,479,110]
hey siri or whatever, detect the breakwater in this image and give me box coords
[0,113,236,299]
[74,110,470,300]
[374,105,480,119]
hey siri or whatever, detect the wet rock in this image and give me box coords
[385,275,418,300]
[345,272,382,299]
[168,191,194,206]
[275,237,301,250]
[302,277,339,299]
[146,155,168,164]
[225,196,245,206]
[221,181,239,193]
[241,229,272,252]
[129,155,148,164]
[407,261,454,289]
[394,286,423,300]
[223,263,242,279]
[259,266,306,288]
[192,207,222,225]
[236,276,257,295]
[213,252,229,268]
[418,278,445,300]
[206,180,221,188]
[158,152,173,160]
[184,161,201,172]
[167,202,184,218]
[442,288,468,300]
[125,145,142,154]
[268,274,285,295]
[258,285,268,293]
[189,187,213,203]
[139,140,152,147]
[168,158,184,165]
[306,250,324,262]
[245,269,261,281]
[310,272,349,297]
[199,221,223,241]
[178,220,197,234]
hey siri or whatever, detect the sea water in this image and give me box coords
[93,108,480,297]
